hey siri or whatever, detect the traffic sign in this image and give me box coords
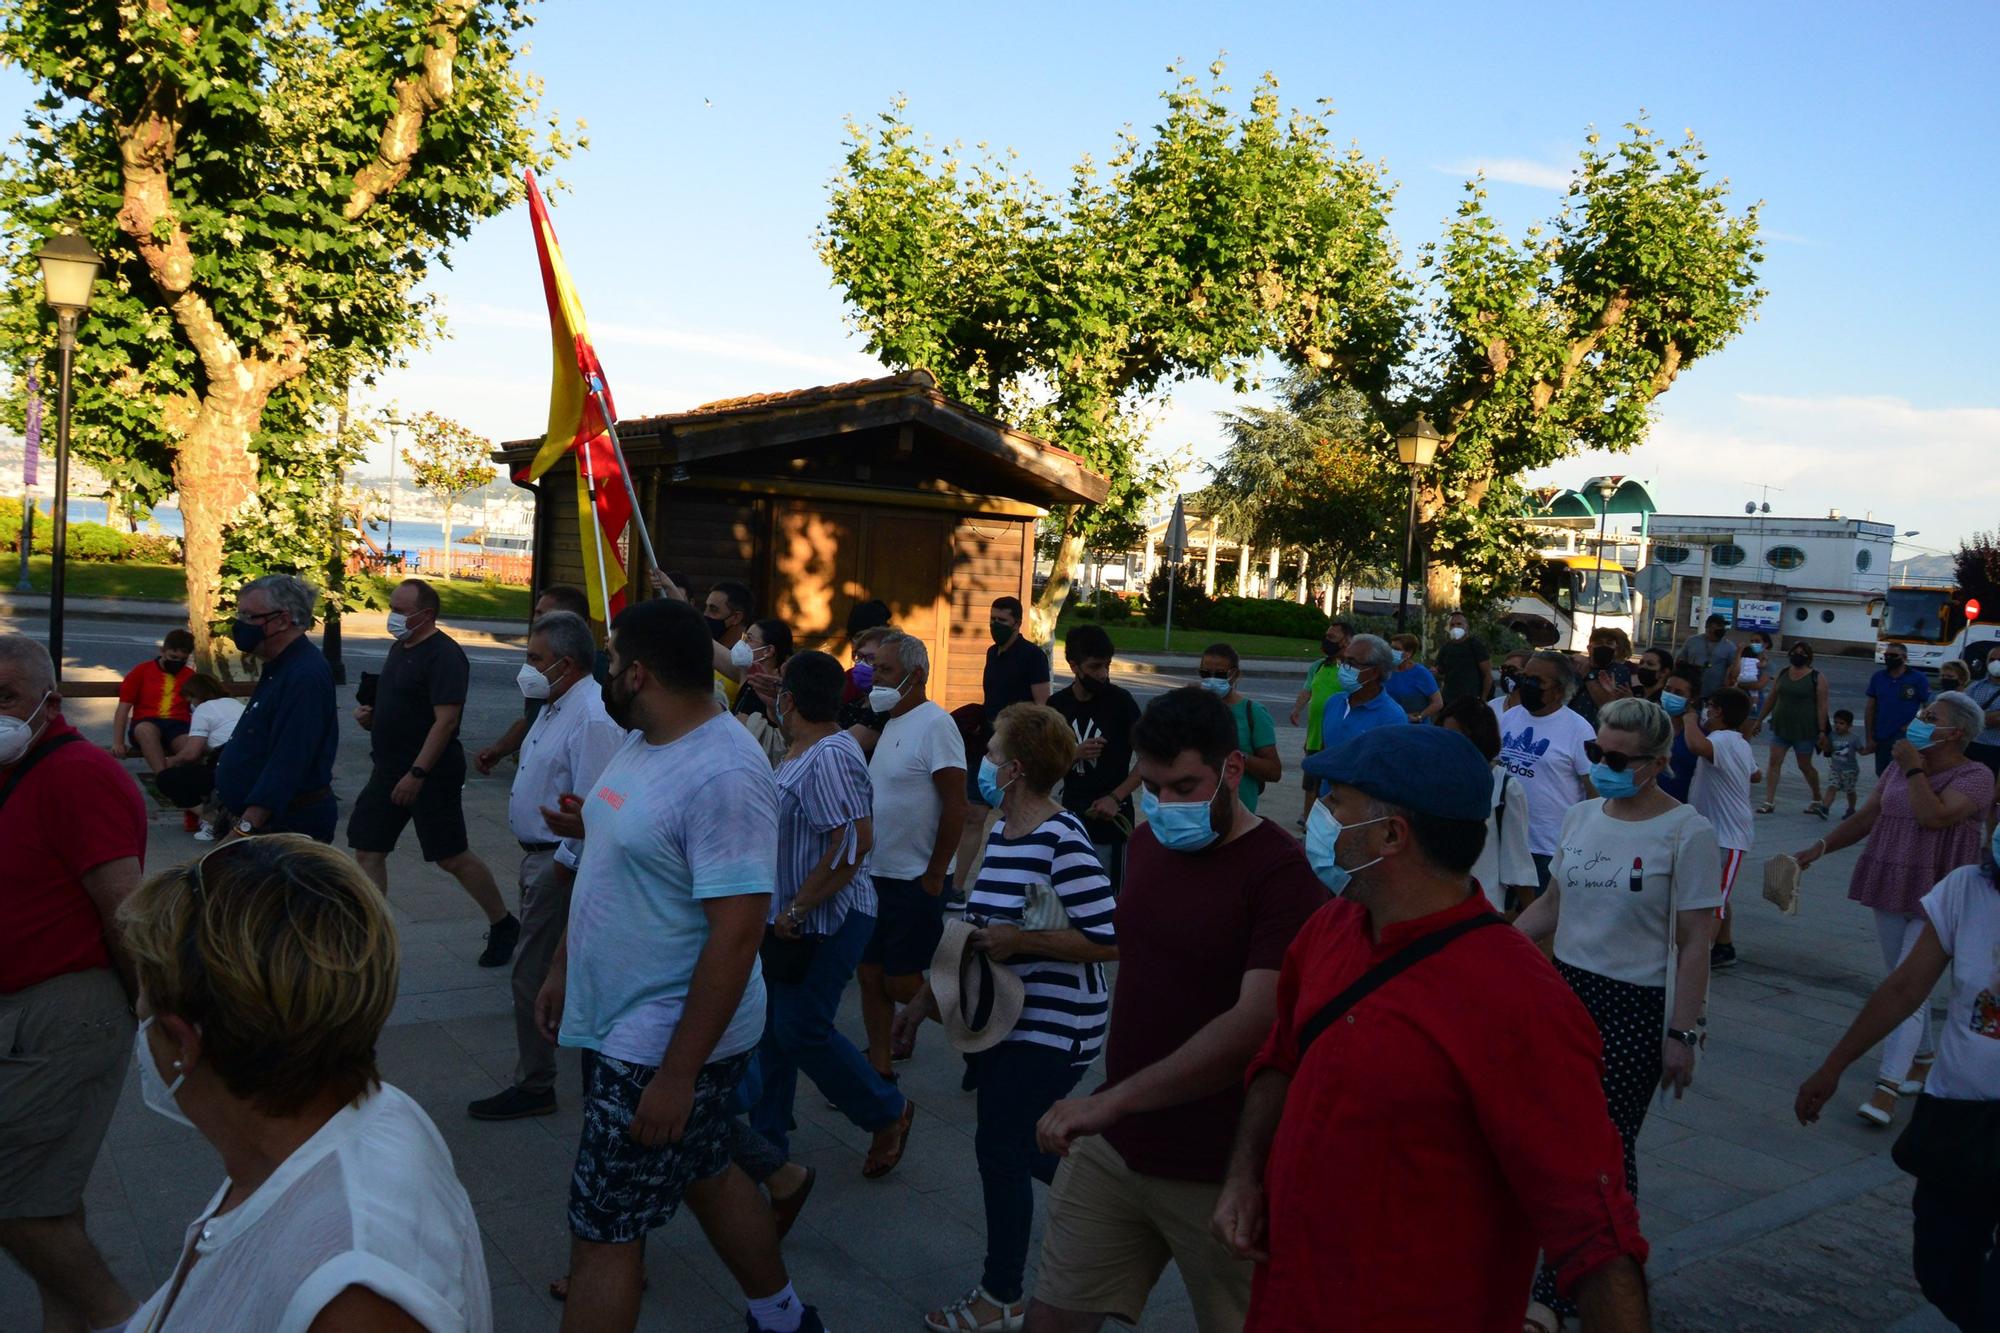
[1969,598,1984,622]
[1634,563,1674,603]
[1163,495,1188,563]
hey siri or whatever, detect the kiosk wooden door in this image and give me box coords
[769,502,951,675]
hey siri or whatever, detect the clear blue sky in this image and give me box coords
[7,1,1996,551]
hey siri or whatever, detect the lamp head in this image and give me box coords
[35,231,104,317]
[1395,413,1441,469]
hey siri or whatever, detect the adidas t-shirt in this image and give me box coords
[1499,704,1598,857]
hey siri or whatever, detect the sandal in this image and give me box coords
[1755,803,1777,814]
[1900,1055,1936,1097]
[924,1286,1024,1333]
[1857,1079,1900,1127]
[863,1099,916,1180]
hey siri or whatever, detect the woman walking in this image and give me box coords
[1515,697,1721,1332]
[1755,641,1831,815]
[1793,691,1995,1126]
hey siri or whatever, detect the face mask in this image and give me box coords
[1305,802,1386,895]
[602,664,638,730]
[1661,692,1689,717]
[1336,663,1362,691]
[1448,626,1466,641]
[729,639,757,670]
[990,620,1013,645]
[704,615,729,643]
[1744,645,1761,658]
[977,756,1015,806]
[160,657,187,673]
[386,611,414,640]
[230,618,266,652]
[1517,678,1547,711]
[1591,646,1615,667]
[1790,651,1810,667]
[1322,638,1340,658]
[1988,660,2000,679]
[0,691,51,766]
[868,673,913,715]
[1906,720,1938,749]
[1139,783,1224,853]
[135,1017,196,1129]
[850,662,875,690]
[774,692,789,732]
[1199,676,1231,697]
[1500,672,1519,695]
[517,661,554,699]
[1635,667,1658,688]
[1886,655,1905,670]
[1591,761,1646,800]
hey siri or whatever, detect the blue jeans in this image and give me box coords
[750,909,906,1157]
[972,1041,1087,1303]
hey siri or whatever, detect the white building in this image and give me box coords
[1645,512,1896,654]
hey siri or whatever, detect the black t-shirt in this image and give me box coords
[1049,682,1142,842]
[373,631,470,769]
[1435,633,1489,706]
[983,636,1051,722]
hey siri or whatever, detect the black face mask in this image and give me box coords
[1517,678,1548,711]
[1591,646,1616,667]
[1635,667,1658,688]
[704,615,728,643]
[230,619,265,652]
[159,658,187,673]
[1322,638,1341,658]
[1887,655,1906,670]
[1790,651,1810,667]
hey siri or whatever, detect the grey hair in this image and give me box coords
[1348,633,1395,675]
[531,611,596,673]
[876,630,929,677]
[0,633,56,696]
[1530,650,1579,702]
[242,573,317,631]
[1929,690,1984,744]
[1598,695,1674,759]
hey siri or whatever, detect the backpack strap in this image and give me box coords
[0,731,83,812]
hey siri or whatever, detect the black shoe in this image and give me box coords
[478,914,521,967]
[1710,942,1738,970]
[746,1305,824,1333]
[467,1085,556,1121]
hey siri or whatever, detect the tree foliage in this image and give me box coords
[1954,531,2000,613]
[820,60,1407,633]
[0,0,573,667]
[401,410,494,576]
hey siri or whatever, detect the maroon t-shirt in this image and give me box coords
[1101,817,1328,1181]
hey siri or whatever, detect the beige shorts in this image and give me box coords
[1033,1132,1252,1331]
[0,969,133,1219]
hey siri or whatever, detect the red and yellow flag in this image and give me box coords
[522,170,629,623]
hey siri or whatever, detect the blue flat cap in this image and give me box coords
[1317,724,1493,823]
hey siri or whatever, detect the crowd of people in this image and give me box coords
[5,576,2000,1333]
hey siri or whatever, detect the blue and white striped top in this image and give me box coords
[772,731,877,937]
[966,808,1117,1064]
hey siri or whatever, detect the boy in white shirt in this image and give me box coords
[1683,686,1759,969]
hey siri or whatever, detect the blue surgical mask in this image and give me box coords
[1139,784,1222,852]
[1660,692,1688,717]
[1906,720,1938,749]
[1590,762,1642,800]
[1305,801,1385,895]
[1990,823,2000,872]
[1198,676,1231,697]
[1336,663,1362,691]
[978,756,1015,806]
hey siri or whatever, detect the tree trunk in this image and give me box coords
[1425,558,1461,614]
[1032,510,1085,647]
[174,392,265,675]
[441,502,454,578]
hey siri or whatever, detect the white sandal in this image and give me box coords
[924,1286,1024,1333]
[1899,1055,1935,1097]
[1857,1079,1900,1126]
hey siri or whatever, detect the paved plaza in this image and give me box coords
[0,621,1962,1329]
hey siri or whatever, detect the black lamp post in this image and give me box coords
[1395,413,1441,632]
[34,232,105,683]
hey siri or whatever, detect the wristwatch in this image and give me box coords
[784,905,806,930]
[235,818,257,836]
[409,765,430,780]
[1667,1027,1700,1049]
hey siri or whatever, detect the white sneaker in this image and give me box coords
[193,826,217,842]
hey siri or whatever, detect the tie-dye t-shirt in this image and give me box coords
[1920,866,2000,1101]
[560,712,776,1066]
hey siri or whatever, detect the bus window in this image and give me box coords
[1881,589,1950,642]
[1571,568,1631,615]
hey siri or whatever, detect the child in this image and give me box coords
[113,627,195,773]
[1685,686,1759,969]
[1828,708,1862,817]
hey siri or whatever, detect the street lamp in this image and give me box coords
[1395,413,1441,632]
[382,412,406,562]
[1591,477,1619,640]
[35,231,105,683]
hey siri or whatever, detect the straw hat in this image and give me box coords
[929,918,1025,1054]
[1762,854,1802,916]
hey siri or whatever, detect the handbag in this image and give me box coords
[759,925,819,985]
[1891,1094,2000,1193]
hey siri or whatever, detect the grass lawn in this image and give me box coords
[11,558,531,622]
[1054,615,1323,661]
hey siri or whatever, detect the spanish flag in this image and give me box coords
[522,170,629,624]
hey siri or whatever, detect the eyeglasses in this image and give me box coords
[1584,740,1652,772]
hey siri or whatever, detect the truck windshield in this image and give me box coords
[1570,567,1631,615]
[1881,588,1952,642]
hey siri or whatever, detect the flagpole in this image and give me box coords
[587,380,660,581]
[577,434,615,624]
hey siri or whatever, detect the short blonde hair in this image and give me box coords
[1599,695,1674,759]
[120,835,400,1117]
[994,702,1078,793]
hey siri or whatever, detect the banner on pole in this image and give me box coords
[23,370,40,488]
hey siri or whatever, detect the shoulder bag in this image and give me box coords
[1295,911,1506,1060]
[0,732,81,813]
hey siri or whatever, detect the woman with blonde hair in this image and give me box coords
[119,835,490,1331]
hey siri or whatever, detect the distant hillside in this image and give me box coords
[1893,553,1956,582]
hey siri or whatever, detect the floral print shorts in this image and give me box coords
[567,1049,753,1243]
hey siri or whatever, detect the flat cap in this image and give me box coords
[1316,724,1493,823]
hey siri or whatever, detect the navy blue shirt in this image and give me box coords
[1659,729,1698,803]
[215,635,338,814]
[1866,667,1931,742]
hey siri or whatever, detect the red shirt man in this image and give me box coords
[1216,724,1650,1333]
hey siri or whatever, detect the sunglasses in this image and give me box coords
[1584,740,1652,772]
[1196,669,1233,680]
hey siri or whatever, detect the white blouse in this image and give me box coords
[125,1084,491,1332]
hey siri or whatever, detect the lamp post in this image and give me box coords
[382,412,406,564]
[1394,413,1441,632]
[1590,477,1618,642]
[34,232,105,683]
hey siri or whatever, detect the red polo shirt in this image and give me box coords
[118,657,193,722]
[1245,891,1646,1332]
[0,716,148,994]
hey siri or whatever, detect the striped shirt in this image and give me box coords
[772,731,877,936]
[967,808,1117,1063]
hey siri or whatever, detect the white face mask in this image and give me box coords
[729,638,757,670]
[869,673,914,715]
[385,611,412,640]
[0,691,51,766]
[135,1017,196,1129]
[1988,659,2000,680]
[1448,626,1467,640]
[517,661,554,700]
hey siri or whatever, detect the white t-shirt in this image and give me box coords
[124,1085,491,1332]
[866,700,967,880]
[1474,766,1538,911]
[188,697,245,750]
[561,713,774,1066]
[1551,799,1724,986]
[1499,704,1599,856]
[1920,867,2000,1101]
[1689,728,1756,853]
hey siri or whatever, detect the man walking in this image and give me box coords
[861,630,967,1074]
[1289,619,1350,829]
[1213,725,1651,1332]
[215,573,340,841]
[1048,623,1142,889]
[0,634,143,1333]
[1865,645,1931,777]
[1682,613,1741,699]
[1301,633,1406,790]
[1030,687,1326,1332]
[1435,610,1492,709]
[536,597,823,1333]
[475,583,607,774]
[469,610,626,1121]
[349,578,518,965]
[110,627,194,773]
